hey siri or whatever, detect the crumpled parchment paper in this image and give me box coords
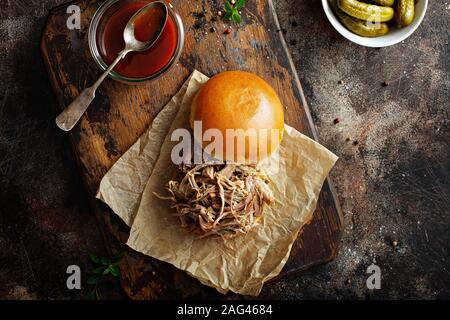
[96,70,338,296]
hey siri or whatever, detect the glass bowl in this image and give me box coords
[88,0,184,84]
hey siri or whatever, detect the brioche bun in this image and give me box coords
[190,71,284,163]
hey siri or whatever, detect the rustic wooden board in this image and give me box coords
[41,0,343,299]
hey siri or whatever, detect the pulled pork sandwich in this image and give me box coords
[157,71,285,239]
[158,163,274,239]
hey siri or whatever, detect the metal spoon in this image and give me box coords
[56,1,168,131]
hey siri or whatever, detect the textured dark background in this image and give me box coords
[0,0,449,299]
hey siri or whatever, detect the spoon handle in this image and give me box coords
[55,49,129,131]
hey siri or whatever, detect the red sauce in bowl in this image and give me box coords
[97,1,177,79]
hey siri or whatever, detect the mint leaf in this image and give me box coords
[93,266,106,274]
[232,11,241,24]
[102,266,111,275]
[100,257,109,266]
[110,265,120,277]
[235,0,246,9]
[89,254,100,264]
[224,1,233,12]
[87,275,101,285]
[84,289,96,300]
[223,11,233,20]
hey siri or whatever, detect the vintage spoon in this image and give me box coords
[56,1,168,131]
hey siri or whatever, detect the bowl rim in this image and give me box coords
[88,0,185,83]
[321,0,428,48]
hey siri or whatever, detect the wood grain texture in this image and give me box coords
[41,0,343,298]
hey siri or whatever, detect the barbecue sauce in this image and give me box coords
[97,1,177,78]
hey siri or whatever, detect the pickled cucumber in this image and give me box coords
[330,0,389,37]
[395,0,415,27]
[371,0,394,6]
[338,0,394,22]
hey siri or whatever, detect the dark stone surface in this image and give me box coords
[264,0,450,299]
[0,0,106,299]
[0,0,449,299]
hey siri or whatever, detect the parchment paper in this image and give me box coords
[96,70,338,296]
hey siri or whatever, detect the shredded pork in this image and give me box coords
[155,163,274,239]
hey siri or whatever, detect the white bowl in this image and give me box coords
[321,0,428,47]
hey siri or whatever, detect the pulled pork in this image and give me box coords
[155,163,274,239]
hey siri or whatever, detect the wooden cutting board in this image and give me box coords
[41,0,343,299]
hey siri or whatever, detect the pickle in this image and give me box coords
[337,0,394,22]
[395,0,415,27]
[330,0,389,37]
[371,0,394,6]
[338,13,389,37]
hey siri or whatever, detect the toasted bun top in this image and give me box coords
[190,71,284,163]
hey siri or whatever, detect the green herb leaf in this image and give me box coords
[102,266,111,275]
[235,0,246,9]
[89,254,100,264]
[110,265,120,277]
[100,257,109,266]
[93,266,106,274]
[232,11,241,24]
[223,11,233,20]
[95,288,102,300]
[87,275,101,285]
[224,1,233,12]
[84,289,97,300]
